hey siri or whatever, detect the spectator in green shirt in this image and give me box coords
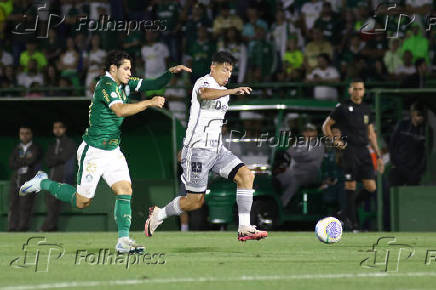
[282,37,304,80]
[248,26,275,81]
[19,42,48,72]
[187,26,216,82]
[401,24,430,64]
[384,39,403,75]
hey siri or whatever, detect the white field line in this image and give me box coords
[1,272,436,290]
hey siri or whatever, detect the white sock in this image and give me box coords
[238,213,251,226]
[181,224,189,231]
[157,208,168,221]
[237,189,254,226]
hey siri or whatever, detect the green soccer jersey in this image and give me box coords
[83,71,172,150]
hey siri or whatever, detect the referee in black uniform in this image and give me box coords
[322,79,384,230]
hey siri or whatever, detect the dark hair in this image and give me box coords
[19,124,32,130]
[53,120,66,128]
[410,102,425,113]
[211,51,236,66]
[349,77,364,86]
[105,50,132,71]
[318,53,330,64]
[415,58,426,68]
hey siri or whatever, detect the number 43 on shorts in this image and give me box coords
[191,162,202,173]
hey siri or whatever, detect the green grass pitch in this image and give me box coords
[1,231,436,290]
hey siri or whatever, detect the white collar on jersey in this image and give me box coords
[105,71,116,83]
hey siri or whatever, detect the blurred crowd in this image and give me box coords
[0,0,436,99]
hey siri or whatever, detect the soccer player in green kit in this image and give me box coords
[20,50,191,253]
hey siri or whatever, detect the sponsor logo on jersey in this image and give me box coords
[86,162,97,174]
[364,115,369,124]
[102,89,110,103]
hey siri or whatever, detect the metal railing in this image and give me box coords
[2,80,436,99]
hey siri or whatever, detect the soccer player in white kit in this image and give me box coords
[145,51,268,241]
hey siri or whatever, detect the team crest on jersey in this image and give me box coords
[364,115,369,124]
[85,174,93,183]
[111,92,119,100]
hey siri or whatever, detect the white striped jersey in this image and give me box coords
[183,74,229,149]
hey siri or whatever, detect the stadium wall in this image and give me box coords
[0,99,185,231]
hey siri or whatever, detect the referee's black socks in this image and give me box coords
[356,189,374,206]
[345,190,359,229]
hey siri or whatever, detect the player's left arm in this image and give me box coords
[368,123,384,173]
[128,65,192,93]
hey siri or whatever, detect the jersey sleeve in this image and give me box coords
[128,71,172,93]
[97,82,123,107]
[194,77,212,95]
[367,106,375,125]
[329,103,343,123]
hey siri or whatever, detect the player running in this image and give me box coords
[19,50,191,253]
[145,51,268,241]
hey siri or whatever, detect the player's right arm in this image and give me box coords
[199,87,252,100]
[111,96,165,117]
[97,81,165,117]
[322,116,346,150]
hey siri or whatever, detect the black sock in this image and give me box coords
[356,189,373,206]
[345,190,358,227]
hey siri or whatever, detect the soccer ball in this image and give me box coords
[315,217,342,244]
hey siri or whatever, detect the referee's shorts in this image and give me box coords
[341,144,375,182]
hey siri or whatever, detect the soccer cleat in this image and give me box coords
[19,171,48,196]
[238,225,268,242]
[144,206,163,237]
[115,237,145,254]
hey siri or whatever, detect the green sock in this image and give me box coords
[114,195,132,238]
[41,179,77,206]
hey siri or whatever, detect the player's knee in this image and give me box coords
[77,201,91,209]
[364,183,376,192]
[345,182,356,191]
[112,183,132,196]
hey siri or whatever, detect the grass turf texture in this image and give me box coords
[1,232,436,290]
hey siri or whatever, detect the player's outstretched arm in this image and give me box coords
[111,96,165,117]
[169,65,192,74]
[132,65,192,93]
[199,87,252,100]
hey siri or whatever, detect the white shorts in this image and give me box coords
[181,146,243,192]
[76,141,131,198]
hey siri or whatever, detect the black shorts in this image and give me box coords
[341,145,375,182]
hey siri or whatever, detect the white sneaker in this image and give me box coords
[144,206,163,237]
[115,237,145,254]
[19,171,48,196]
